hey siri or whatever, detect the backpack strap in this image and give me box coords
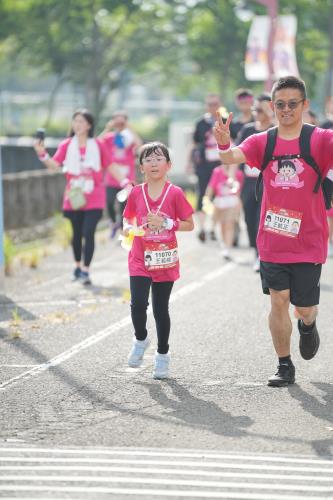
[299,124,322,193]
[255,127,278,201]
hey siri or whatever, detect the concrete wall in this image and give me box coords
[3,170,65,229]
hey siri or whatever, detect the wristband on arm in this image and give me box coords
[123,222,133,232]
[217,142,231,153]
[163,218,180,231]
[38,152,50,161]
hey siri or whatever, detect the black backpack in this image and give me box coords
[255,124,333,209]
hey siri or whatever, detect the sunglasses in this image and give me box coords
[274,99,304,110]
[254,107,264,113]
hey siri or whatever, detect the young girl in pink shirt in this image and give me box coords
[122,142,194,379]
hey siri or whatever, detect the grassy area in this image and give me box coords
[4,213,72,275]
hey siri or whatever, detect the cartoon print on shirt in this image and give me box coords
[270,158,304,189]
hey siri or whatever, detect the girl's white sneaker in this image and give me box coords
[128,338,150,367]
[153,352,170,379]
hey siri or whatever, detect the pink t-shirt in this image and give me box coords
[53,137,110,210]
[238,127,333,263]
[209,166,244,198]
[123,182,194,282]
[103,132,137,188]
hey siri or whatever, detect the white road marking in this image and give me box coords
[0,475,332,492]
[0,446,331,465]
[0,485,328,499]
[0,465,331,482]
[0,298,110,309]
[0,263,235,392]
[0,457,332,473]
[0,365,40,368]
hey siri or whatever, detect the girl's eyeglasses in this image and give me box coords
[274,99,304,110]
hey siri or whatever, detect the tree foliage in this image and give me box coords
[0,0,333,122]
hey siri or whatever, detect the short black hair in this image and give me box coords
[70,109,95,137]
[278,160,296,172]
[235,88,253,100]
[257,92,271,103]
[139,141,170,164]
[272,76,307,101]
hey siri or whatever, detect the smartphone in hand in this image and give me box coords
[35,128,46,142]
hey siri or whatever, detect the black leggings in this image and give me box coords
[130,276,174,354]
[64,209,103,267]
[241,178,261,251]
[106,186,126,223]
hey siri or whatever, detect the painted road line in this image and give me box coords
[0,465,332,482]
[0,446,332,466]
[0,475,332,492]
[0,457,332,473]
[0,485,328,499]
[0,297,110,309]
[0,263,235,392]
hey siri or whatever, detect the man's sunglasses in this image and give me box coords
[274,99,304,110]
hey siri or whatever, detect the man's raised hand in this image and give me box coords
[213,111,233,146]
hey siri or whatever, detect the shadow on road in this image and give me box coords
[86,284,127,299]
[138,379,253,438]
[2,333,333,455]
[288,382,333,457]
[0,295,37,322]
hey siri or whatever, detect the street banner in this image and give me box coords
[245,16,270,81]
[245,15,299,81]
[273,15,299,78]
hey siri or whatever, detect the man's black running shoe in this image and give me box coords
[268,363,295,387]
[298,320,320,360]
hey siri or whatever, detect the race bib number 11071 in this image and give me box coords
[263,205,303,239]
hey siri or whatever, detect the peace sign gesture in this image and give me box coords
[213,111,233,146]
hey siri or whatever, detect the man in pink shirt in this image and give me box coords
[213,75,333,387]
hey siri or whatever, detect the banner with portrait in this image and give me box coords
[245,15,299,81]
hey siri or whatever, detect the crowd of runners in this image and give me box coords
[34,75,333,386]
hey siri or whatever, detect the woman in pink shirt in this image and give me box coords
[100,110,142,238]
[206,164,243,260]
[34,109,111,285]
[122,142,194,379]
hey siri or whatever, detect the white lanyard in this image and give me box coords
[141,182,172,215]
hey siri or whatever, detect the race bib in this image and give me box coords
[205,147,220,162]
[244,164,260,178]
[112,163,130,178]
[83,178,94,193]
[263,205,302,239]
[214,195,239,209]
[143,239,178,271]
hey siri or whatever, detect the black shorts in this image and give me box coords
[260,261,322,307]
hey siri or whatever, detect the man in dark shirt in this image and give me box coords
[191,93,223,242]
[230,88,255,141]
[236,93,275,271]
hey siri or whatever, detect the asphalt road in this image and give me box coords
[1,222,333,499]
